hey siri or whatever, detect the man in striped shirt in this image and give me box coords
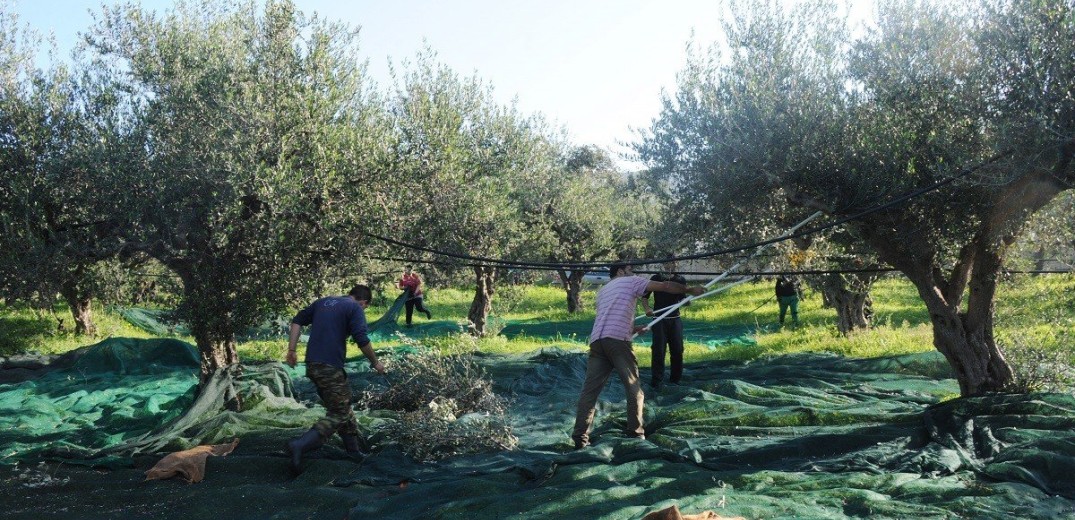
[571,261,704,449]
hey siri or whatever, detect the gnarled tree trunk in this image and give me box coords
[60,278,96,336]
[832,291,872,334]
[909,252,1013,396]
[468,266,496,335]
[174,266,241,389]
[192,325,239,384]
[811,273,877,334]
[559,269,587,313]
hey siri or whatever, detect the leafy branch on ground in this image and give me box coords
[362,333,517,461]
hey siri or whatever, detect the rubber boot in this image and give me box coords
[286,428,323,475]
[339,433,364,454]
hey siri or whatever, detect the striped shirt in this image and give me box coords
[589,276,651,343]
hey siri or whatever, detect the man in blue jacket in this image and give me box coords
[284,284,385,474]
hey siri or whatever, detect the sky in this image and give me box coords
[10,0,874,168]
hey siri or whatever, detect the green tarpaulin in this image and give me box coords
[3,338,1075,519]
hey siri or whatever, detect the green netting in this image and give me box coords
[115,307,192,336]
[0,338,316,468]
[117,293,429,343]
[115,307,292,341]
[3,339,1075,519]
[367,293,461,341]
[499,318,757,347]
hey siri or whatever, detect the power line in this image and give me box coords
[363,150,1014,269]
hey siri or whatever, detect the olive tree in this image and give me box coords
[0,8,134,335]
[637,1,883,333]
[378,52,558,334]
[520,145,657,313]
[638,0,1075,395]
[84,0,390,383]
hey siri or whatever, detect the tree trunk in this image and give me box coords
[559,269,586,313]
[468,266,496,336]
[919,298,1013,396]
[173,265,241,391]
[906,250,1014,396]
[60,279,96,336]
[192,325,239,385]
[1033,245,1046,272]
[809,273,875,334]
[191,323,244,410]
[833,291,872,334]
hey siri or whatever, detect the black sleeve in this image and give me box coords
[644,274,660,297]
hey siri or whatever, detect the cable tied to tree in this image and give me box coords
[363,149,1015,270]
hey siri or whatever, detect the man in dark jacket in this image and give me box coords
[642,259,689,390]
[775,276,801,325]
[284,284,385,474]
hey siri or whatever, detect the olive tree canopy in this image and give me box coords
[637,0,1075,395]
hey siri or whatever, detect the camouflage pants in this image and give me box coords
[306,362,359,438]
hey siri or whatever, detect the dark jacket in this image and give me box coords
[775,277,800,298]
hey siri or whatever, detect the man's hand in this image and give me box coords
[371,361,386,375]
[645,310,655,317]
[633,325,649,335]
[688,286,705,296]
[285,350,297,368]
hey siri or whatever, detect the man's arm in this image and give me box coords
[285,322,302,368]
[358,341,385,374]
[348,307,384,374]
[641,294,654,317]
[646,280,704,296]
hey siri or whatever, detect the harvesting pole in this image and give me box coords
[633,211,823,339]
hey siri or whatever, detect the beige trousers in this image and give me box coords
[571,337,645,446]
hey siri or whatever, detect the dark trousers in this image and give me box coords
[650,317,684,385]
[404,293,431,325]
[778,295,799,324]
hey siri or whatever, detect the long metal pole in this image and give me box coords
[633,211,823,339]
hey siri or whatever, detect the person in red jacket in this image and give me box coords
[398,265,433,326]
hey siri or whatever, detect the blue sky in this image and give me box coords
[11,0,873,167]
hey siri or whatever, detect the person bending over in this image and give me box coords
[398,265,433,326]
[284,284,385,474]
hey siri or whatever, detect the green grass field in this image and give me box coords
[3,274,1073,369]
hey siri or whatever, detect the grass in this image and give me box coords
[0,301,152,356]
[2,274,1072,367]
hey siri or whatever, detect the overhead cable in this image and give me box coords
[363,149,1013,269]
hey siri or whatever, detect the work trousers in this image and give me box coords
[571,338,645,447]
[306,362,359,438]
[778,295,799,324]
[650,317,684,386]
[404,292,431,325]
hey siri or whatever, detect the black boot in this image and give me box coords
[286,428,323,475]
[425,310,432,320]
[339,433,364,454]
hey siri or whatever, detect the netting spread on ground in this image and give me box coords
[117,294,453,344]
[3,338,1075,519]
[116,294,758,349]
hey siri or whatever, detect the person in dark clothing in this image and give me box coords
[775,276,801,325]
[284,284,385,474]
[398,265,432,326]
[641,260,689,390]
